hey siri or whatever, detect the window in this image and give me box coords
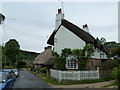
[100,52,106,59]
[66,56,78,69]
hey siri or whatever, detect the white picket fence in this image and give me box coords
[50,69,99,82]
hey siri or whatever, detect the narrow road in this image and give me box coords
[13,71,51,88]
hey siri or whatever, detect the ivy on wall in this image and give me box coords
[52,44,94,70]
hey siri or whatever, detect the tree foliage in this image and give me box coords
[111,47,120,57]
[2,39,38,68]
[52,52,66,70]
[61,48,72,58]
[100,60,119,70]
[18,50,38,60]
[4,39,20,65]
[17,60,27,68]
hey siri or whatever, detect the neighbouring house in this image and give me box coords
[47,8,109,70]
[33,46,53,69]
[105,41,120,59]
[26,59,33,66]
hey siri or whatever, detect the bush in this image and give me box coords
[112,64,120,89]
[100,60,118,70]
[17,60,27,68]
[52,52,66,70]
[39,67,47,74]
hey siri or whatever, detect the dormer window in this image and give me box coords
[66,56,78,69]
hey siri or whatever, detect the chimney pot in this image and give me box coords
[44,47,47,50]
[83,25,85,28]
[84,24,88,28]
[58,8,62,14]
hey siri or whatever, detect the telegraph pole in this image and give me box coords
[0,13,5,69]
[0,13,5,24]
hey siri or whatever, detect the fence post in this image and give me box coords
[50,69,51,77]
[97,67,100,79]
[78,71,80,80]
[59,71,61,83]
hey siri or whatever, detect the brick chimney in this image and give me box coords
[55,8,64,30]
[83,24,89,33]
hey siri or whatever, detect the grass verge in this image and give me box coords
[101,82,117,88]
[42,77,114,85]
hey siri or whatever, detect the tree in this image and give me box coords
[114,47,120,56]
[110,47,120,57]
[4,39,20,66]
[1,46,12,68]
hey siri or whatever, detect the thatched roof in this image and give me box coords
[47,19,108,54]
[47,19,96,45]
[33,47,53,65]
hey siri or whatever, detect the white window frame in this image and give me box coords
[100,51,106,59]
[66,56,78,69]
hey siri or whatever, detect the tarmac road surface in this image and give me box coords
[13,71,51,88]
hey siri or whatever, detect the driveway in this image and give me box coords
[13,71,51,88]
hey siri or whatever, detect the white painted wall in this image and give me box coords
[55,13,64,30]
[91,48,101,59]
[91,48,107,59]
[100,51,107,59]
[54,26,85,54]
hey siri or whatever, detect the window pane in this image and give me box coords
[66,58,78,69]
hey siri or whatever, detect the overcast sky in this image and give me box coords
[0,1,118,53]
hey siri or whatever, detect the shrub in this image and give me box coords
[112,64,120,89]
[52,52,66,70]
[100,60,118,70]
[17,60,27,68]
[40,67,47,74]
